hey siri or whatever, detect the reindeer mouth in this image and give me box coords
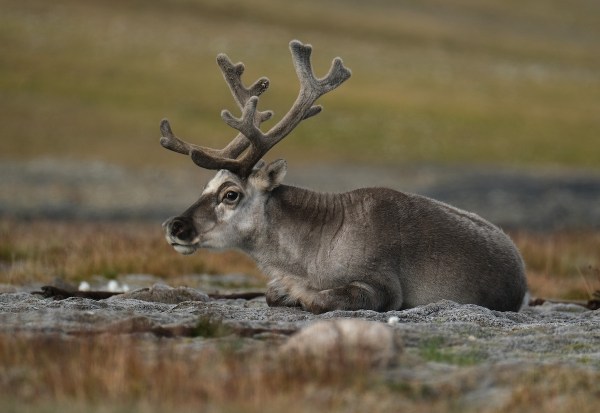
[170,242,199,255]
[163,216,201,255]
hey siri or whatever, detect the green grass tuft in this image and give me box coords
[419,337,486,366]
[192,316,232,338]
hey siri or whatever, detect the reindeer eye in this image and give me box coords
[223,190,240,204]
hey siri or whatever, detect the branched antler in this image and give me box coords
[160,53,272,161]
[160,40,351,177]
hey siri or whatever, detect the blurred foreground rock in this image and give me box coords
[280,319,403,368]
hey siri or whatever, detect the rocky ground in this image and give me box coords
[1,278,599,410]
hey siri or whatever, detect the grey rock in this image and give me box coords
[112,283,209,304]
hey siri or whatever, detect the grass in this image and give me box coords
[0,333,376,413]
[1,332,599,413]
[512,231,600,300]
[419,337,485,366]
[0,219,261,286]
[1,0,599,169]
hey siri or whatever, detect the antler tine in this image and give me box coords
[187,96,268,175]
[160,53,274,167]
[216,54,270,113]
[189,96,267,174]
[160,119,207,155]
[221,40,351,176]
[211,53,273,160]
[279,40,351,125]
[289,40,351,95]
[221,96,267,151]
[160,118,225,157]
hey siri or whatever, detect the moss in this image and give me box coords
[192,316,232,338]
[419,337,486,366]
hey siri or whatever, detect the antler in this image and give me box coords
[160,40,351,177]
[160,54,272,163]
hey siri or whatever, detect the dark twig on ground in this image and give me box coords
[32,286,121,300]
[529,294,600,311]
[31,286,265,301]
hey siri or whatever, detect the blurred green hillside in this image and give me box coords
[1,0,599,168]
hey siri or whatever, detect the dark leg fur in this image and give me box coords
[304,282,380,314]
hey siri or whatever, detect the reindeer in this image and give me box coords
[161,40,527,314]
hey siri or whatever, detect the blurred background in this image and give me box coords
[1,0,599,228]
[1,0,599,293]
[2,0,599,165]
[1,0,599,226]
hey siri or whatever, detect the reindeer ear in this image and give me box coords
[251,159,287,191]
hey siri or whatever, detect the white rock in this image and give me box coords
[107,280,120,292]
[280,319,403,368]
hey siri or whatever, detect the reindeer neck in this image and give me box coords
[246,185,348,277]
[270,185,346,222]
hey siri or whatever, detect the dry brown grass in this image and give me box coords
[0,333,380,413]
[0,219,261,286]
[497,365,600,413]
[2,219,599,301]
[512,231,600,300]
[1,332,599,413]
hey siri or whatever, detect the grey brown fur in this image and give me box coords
[161,40,527,314]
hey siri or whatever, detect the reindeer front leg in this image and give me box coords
[265,277,303,308]
[266,278,390,314]
[305,282,385,314]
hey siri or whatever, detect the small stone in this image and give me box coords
[113,284,210,304]
[279,319,403,368]
[387,316,400,325]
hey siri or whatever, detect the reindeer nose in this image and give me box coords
[166,217,196,241]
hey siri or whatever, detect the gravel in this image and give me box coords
[1,289,598,368]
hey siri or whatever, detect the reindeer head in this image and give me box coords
[161,40,351,254]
